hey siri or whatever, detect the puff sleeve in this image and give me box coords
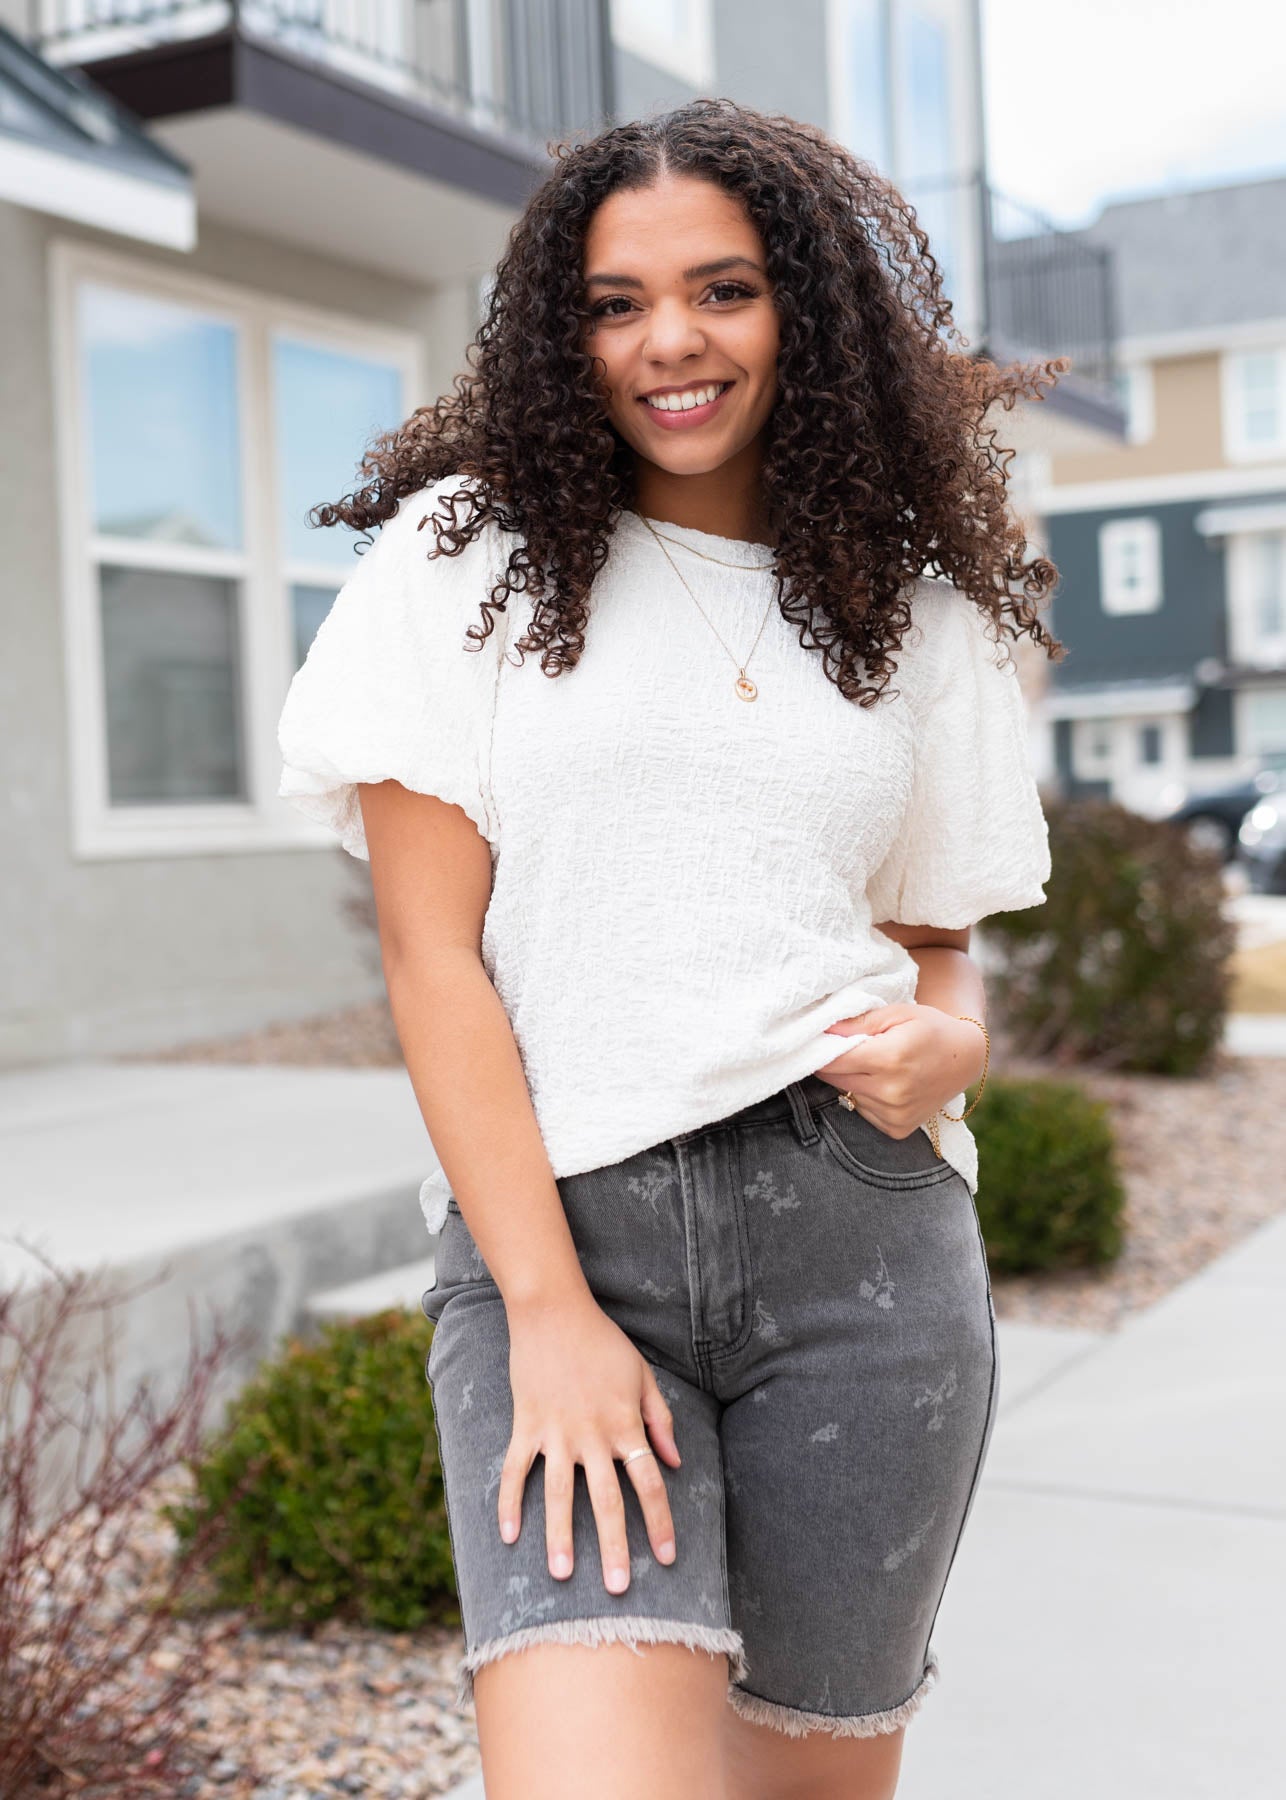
[276,478,505,861]
[865,583,1052,929]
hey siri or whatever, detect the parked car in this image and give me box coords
[1159,753,1286,863]
[1237,787,1286,894]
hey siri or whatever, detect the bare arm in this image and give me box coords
[356,778,680,1595]
[875,921,989,1091]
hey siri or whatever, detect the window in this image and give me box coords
[1112,362,1154,445]
[828,0,893,173]
[610,0,713,84]
[1139,722,1162,765]
[1099,517,1162,614]
[1239,690,1286,760]
[1227,531,1286,668]
[1222,347,1286,461]
[54,242,419,858]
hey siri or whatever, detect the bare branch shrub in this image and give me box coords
[0,1238,270,1798]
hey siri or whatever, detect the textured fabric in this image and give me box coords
[420,1072,999,1726]
[276,476,1051,1226]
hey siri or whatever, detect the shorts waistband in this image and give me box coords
[671,1074,838,1149]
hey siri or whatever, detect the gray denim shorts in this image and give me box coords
[419,1073,999,1739]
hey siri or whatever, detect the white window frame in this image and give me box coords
[609,0,713,86]
[1226,530,1286,669]
[1098,516,1163,614]
[51,238,423,861]
[1221,345,1286,463]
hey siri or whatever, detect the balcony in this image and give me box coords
[28,0,614,280]
[903,171,1126,453]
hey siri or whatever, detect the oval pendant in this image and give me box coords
[734,674,758,701]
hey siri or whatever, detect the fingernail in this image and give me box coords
[658,1540,675,1563]
[607,1567,629,1592]
[553,1552,572,1577]
[500,1519,516,1543]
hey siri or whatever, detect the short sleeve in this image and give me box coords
[865,584,1052,929]
[276,477,505,861]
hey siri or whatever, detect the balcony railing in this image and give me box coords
[29,0,613,152]
[903,171,1118,396]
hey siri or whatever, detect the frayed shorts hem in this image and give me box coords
[727,1648,940,1740]
[455,1615,749,1707]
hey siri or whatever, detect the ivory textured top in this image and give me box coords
[277,476,1051,1233]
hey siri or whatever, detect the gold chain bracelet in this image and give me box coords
[925,1015,990,1160]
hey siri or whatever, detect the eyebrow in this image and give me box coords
[584,255,764,290]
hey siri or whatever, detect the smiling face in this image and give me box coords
[580,172,780,503]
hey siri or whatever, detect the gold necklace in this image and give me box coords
[641,516,778,702]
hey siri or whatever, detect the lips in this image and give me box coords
[637,380,734,430]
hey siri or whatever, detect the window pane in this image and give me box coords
[80,282,242,549]
[291,582,339,671]
[100,565,245,803]
[841,0,892,170]
[272,336,404,569]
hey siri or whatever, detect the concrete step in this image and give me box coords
[0,1059,442,1525]
[305,1254,439,1323]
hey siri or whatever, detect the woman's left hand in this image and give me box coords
[813,1003,986,1139]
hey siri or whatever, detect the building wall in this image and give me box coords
[0,198,476,1066]
[1044,498,1230,688]
[1049,349,1270,487]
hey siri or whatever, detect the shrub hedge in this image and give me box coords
[983,796,1235,1076]
[971,1074,1126,1274]
[163,1309,458,1632]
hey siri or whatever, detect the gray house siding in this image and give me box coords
[0,200,452,1066]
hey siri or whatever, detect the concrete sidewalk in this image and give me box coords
[895,1210,1285,1800]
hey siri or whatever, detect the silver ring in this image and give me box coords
[619,1446,655,1467]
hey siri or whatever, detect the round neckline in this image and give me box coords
[621,508,778,564]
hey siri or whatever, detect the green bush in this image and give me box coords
[971,1075,1126,1274]
[983,796,1235,1076]
[161,1309,458,1632]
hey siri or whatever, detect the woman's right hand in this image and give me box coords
[498,1291,682,1594]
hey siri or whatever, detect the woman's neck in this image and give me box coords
[632,459,775,548]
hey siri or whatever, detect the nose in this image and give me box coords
[642,296,707,364]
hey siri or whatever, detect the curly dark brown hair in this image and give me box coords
[311,96,1068,703]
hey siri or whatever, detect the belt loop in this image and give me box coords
[785,1080,820,1145]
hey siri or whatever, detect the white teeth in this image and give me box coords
[644,382,728,412]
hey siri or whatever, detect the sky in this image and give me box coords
[981,0,1286,227]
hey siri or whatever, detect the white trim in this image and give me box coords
[1116,313,1286,366]
[0,135,195,250]
[1042,682,1195,722]
[1098,516,1162,614]
[50,238,424,862]
[1195,500,1286,538]
[608,0,714,86]
[1039,462,1286,515]
[1221,345,1286,463]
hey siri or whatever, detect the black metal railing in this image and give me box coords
[903,170,1117,394]
[29,0,613,151]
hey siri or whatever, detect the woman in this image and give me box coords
[277,97,1064,1800]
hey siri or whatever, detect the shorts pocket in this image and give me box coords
[815,1099,959,1192]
